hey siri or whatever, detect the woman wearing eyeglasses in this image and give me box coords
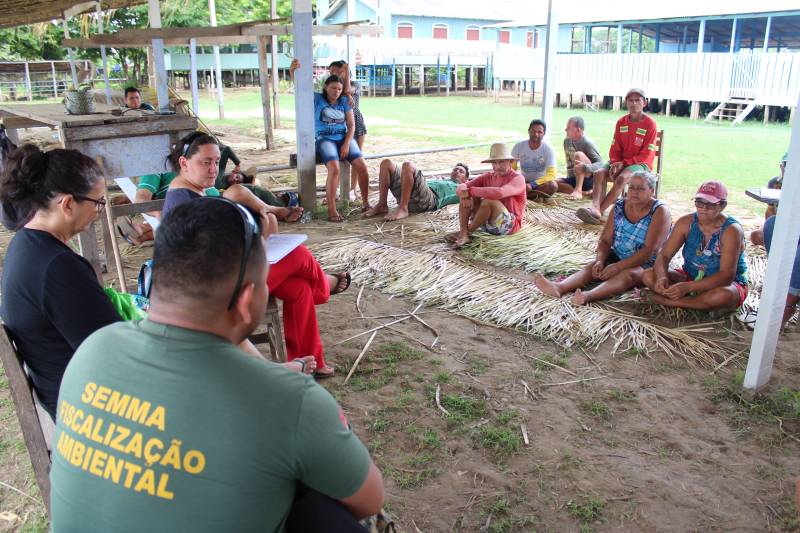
[162,133,348,378]
[0,145,121,420]
[640,181,748,311]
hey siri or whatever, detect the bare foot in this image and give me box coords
[569,190,583,200]
[533,273,562,297]
[364,204,388,218]
[285,356,317,375]
[452,234,472,248]
[571,288,590,306]
[272,206,290,220]
[385,207,409,221]
[444,231,460,243]
[285,206,303,222]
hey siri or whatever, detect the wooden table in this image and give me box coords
[745,187,781,206]
[0,103,197,280]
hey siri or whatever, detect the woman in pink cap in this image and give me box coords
[640,181,748,311]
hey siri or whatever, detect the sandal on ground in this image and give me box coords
[330,272,351,295]
[575,207,603,225]
[328,214,344,222]
[314,365,335,379]
[116,216,140,245]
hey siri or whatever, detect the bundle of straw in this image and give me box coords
[315,238,746,368]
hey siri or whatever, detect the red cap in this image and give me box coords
[695,181,728,203]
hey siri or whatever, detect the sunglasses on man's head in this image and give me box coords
[199,197,261,309]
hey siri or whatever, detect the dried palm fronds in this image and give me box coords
[460,226,595,274]
[314,238,746,368]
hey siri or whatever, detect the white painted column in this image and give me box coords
[453,64,458,94]
[257,35,274,150]
[189,38,200,114]
[293,0,316,212]
[743,90,800,391]
[208,0,225,119]
[419,65,424,96]
[346,0,357,67]
[541,0,558,137]
[729,18,738,54]
[697,19,706,54]
[51,61,59,97]
[62,19,79,88]
[24,62,33,101]
[148,0,170,112]
[617,24,623,53]
[96,4,112,104]
[270,0,280,128]
[763,16,772,52]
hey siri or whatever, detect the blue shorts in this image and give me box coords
[763,215,800,295]
[560,175,594,191]
[315,138,363,164]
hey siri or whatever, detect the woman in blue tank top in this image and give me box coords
[641,181,748,311]
[535,172,670,304]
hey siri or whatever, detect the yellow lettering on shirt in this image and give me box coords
[81,382,97,404]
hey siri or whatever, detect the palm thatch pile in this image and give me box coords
[315,238,748,368]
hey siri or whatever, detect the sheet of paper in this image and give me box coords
[759,187,782,201]
[266,234,307,264]
[114,177,161,230]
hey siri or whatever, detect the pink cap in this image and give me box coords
[695,181,728,203]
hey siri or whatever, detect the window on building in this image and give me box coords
[498,30,511,44]
[433,24,448,40]
[526,31,534,48]
[397,22,413,39]
[466,25,480,41]
[570,27,586,53]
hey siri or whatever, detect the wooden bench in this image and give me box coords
[0,326,52,517]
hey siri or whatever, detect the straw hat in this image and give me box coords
[481,143,517,163]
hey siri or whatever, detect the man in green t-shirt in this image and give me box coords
[365,160,469,221]
[50,199,384,531]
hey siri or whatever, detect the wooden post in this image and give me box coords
[189,38,200,114]
[271,0,281,128]
[50,62,58,98]
[690,101,700,120]
[566,93,572,109]
[208,0,225,119]
[665,99,671,116]
[541,0,558,136]
[232,70,237,86]
[763,106,770,125]
[402,67,406,96]
[257,36,274,150]
[469,66,474,92]
[391,61,396,97]
[743,91,800,392]
[445,56,450,97]
[612,96,620,111]
[96,4,112,105]
[453,65,458,94]
[24,62,33,101]
[730,18,738,53]
[340,161,351,205]
[293,0,316,213]
[148,0,170,112]
[419,65,424,96]
[763,16,772,52]
[62,19,79,88]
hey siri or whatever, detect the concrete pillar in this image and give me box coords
[24,62,33,101]
[96,4,112,104]
[148,0,170,112]
[730,18,738,53]
[697,20,706,54]
[665,99,671,116]
[454,65,458,94]
[257,35,274,150]
[763,16,772,52]
[271,0,281,128]
[690,101,700,120]
[51,61,58,97]
[419,65,424,96]
[541,0,558,134]
[566,93,572,108]
[189,38,199,114]
[613,96,621,111]
[293,0,317,213]
[763,105,770,125]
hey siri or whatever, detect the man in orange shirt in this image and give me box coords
[577,88,657,225]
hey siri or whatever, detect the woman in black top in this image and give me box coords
[0,145,120,419]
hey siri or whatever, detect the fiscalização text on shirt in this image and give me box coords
[55,381,207,501]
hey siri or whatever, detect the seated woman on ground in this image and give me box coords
[313,75,371,221]
[162,132,351,377]
[0,145,121,419]
[640,181,748,311]
[535,171,670,305]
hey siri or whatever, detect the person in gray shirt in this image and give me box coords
[557,116,604,200]
[511,119,558,200]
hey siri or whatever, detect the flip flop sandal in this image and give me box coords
[328,214,344,222]
[314,366,335,379]
[330,272,351,295]
[116,217,138,245]
[575,207,603,225]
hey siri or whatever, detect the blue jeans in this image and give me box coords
[316,138,363,164]
[763,215,800,295]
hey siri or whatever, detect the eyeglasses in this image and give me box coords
[694,199,721,210]
[73,195,107,212]
[201,197,261,309]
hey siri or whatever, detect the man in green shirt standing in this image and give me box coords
[364,160,470,221]
[50,198,384,531]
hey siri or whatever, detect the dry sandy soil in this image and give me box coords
[1,124,799,532]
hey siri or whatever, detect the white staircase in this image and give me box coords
[705,97,757,126]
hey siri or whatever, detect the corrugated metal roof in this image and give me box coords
[489,0,800,27]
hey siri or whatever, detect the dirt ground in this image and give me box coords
[1,124,800,532]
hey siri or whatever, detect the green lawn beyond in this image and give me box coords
[196,89,792,216]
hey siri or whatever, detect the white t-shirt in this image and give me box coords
[511,140,556,184]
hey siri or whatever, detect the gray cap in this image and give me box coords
[626,87,646,100]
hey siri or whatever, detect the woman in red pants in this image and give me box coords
[161,132,349,377]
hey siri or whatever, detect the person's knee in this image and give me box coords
[327,162,340,179]
[379,159,393,172]
[751,229,764,247]
[401,161,416,176]
[540,181,558,195]
[574,151,589,164]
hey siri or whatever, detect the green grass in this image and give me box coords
[567,497,605,522]
[194,88,791,216]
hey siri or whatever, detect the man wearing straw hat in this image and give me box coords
[445,143,526,248]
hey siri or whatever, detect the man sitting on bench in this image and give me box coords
[364,160,469,221]
[50,198,385,530]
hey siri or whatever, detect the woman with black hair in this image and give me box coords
[161,132,350,378]
[0,145,121,419]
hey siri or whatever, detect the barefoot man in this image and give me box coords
[445,143,526,248]
[364,160,469,221]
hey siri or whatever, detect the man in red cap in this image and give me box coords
[577,88,658,225]
[640,181,749,311]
